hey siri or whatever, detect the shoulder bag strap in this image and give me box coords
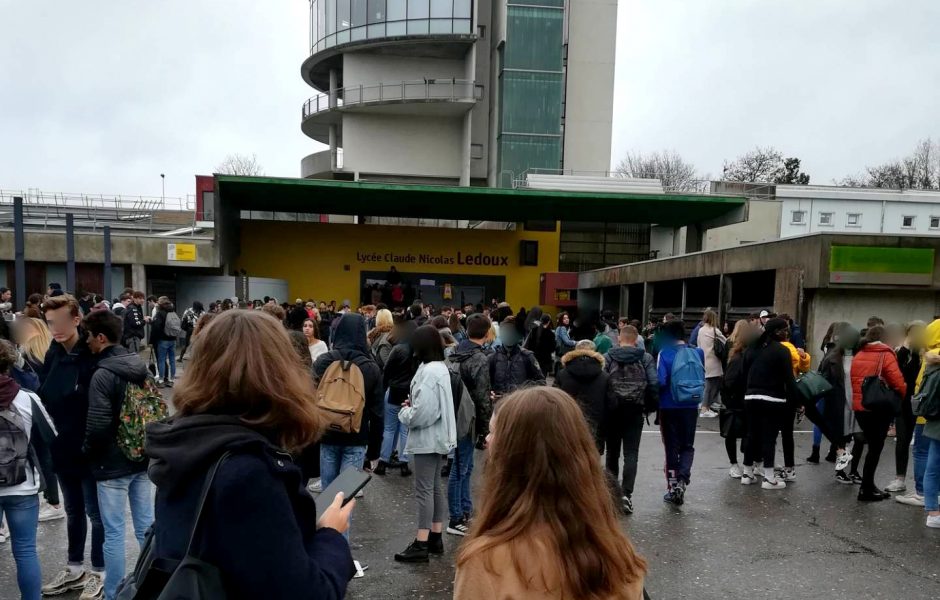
[183,452,232,557]
[877,353,886,378]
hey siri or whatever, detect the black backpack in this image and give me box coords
[116,453,231,599]
[607,359,648,411]
[0,402,30,487]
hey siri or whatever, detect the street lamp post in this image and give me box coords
[160,173,165,206]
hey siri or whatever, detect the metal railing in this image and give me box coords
[0,189,196,212]
[510,169,779,198]
[303,79,483,118]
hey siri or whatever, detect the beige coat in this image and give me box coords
[697,325,726,378]
[454,538,645,600]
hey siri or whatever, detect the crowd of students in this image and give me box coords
[3,282,940,599]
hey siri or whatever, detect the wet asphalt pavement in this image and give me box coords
[3,381,939,599]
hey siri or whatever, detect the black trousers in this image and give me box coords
[744,400,788,469]
[605,408,645,496]
[855,410,891,491]
[781,406,796,468]
[58,472,104,569]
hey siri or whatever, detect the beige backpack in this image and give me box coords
[317,359,366,434]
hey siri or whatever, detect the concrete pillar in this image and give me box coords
[131,263,147,294]
[329,124,338,171]
[460,111,472,186]
[328,69,338,109]
[773,268,802,318]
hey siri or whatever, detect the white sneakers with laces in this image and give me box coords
[927,515,940,529]
[835,452,853,471]
[79,571,105,600]
[761,478,787,490]
[38,502,66,522]
[896,492,925,507]
[728,464,744,479]
[884,478,907,493]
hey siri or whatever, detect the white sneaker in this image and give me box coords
[927,515,940,529]
[0,521,7,543]
[79,571,104,600]
[729,464,744,479]
[762,478,787,490]
[896,492,926,507]
[780,467,797,482]
[699,409,718,418]
[884,478,906,493]
[308,478,322,493]
[38,502,66,522]
[835,452,852,471]
[42,568,87,595]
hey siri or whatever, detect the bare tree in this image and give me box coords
[722,146,785,182]
[839,138,938,190]
[615,150,700,191]
[215,153,264,176]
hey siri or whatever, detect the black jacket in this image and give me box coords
[84,345,150,481]
[122,303,146,341]
[150,305,177,345]
[382,322,418,406]
[818,348,850,440]
[555,349,608,430]
[897,346,922,402]
[313,314,384,447]
[743,340,797,403]
[451,339,492,436]
[38,336,98,476]
[489,344,545,394]
[721,352,747,411]
[145,415,353,599]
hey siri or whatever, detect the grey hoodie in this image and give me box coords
[604,345,658,411]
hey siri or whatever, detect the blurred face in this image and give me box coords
[319,302,327,311]
[303,321,315,338]
[86,330,107,354]
[1,290,10,302]
[561,314,570,326]
[45,306,80,343]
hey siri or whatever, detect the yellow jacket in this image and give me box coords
[782,341,811,376]
[914,319,940,425]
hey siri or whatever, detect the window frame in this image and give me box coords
[846,212,861,227]
[790,210,806,226]
[818,212,834,227]
[901,215,916,230]
[930,216,940,230]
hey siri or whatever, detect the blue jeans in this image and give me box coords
[320,444,367,540]
[924,437,940,512]
[380,399,410,464]
[97,473,154,600]
[813,399,824,446]
[157,339,176,380]
[447,435,474,521]
[913,424,928,496]
[59,473,104,569]
[0,494,41,600]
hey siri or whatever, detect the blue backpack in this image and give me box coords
[670,346,705,406]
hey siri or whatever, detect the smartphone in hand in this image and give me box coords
[315,468,371,523]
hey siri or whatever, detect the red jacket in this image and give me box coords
[850,343,906,412]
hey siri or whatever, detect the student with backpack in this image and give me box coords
[604,325,658,515]
[394,325,457,563]
[149,298,181,388]
[656,319,705,506]
[0,338,57,600]
[177,301,204,363]
[137,309,355,599]
[121,292,146,355]
[313,313,384,543]
[446,314,491,536]
[83,310,166,600]
[38,294,106,598]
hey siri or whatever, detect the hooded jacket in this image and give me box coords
[489,343,545,394]
[0,375,56,498]
[150,304,177,344]
[605,345,658,410]
[38,335,98,476]
[313,314,384,447]
[122,302,146,341]
[369,325,394,370]
[850,342,905,412]
[382,321,418,406]
[83,345,151,480]
[145,415,353,599]
[916,320,940,439]
[451,339,492,436]
[555,348,609,429]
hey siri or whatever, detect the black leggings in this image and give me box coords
[855,410,891,491]
[781,406,795,468]
[895,396,916,477]
[744,400,788,469]
[725,436,746,465]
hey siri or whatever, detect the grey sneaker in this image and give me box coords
[42,568,87,595]
[79,571,104,600]
[896,492,925,506]
[884,478,907,493]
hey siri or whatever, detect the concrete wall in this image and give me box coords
[0,231,217,267]
[562,0,617,173]
[705,200,782,250]
[806,288,939,360]
[650,225,677,258]
[342,112,463,179]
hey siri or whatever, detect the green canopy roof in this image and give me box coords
[215,175,746,226]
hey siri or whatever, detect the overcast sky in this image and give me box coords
[1,0,938,199]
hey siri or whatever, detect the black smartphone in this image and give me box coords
[315,468,371,523]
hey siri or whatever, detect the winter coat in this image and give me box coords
[697,325,726,378]
[489,344,545,395]
[850,342,906,412]
[721,352,747,411]
[555,349,608,431]
[399,361,457,455]
[818,348,855,440]
[122,303,146,341]
[743,340,797,405]
[657,343,705,410]
[451,339,492,437]
[313,314,384,447]
[145,415,354,599]
[38,336,98,476]
[781,341,811,376]
[149,305,177,345]
[0,376,56,498]
[84,345,151,481]
[382,322,418,406]
[896,346,921,402]
[604,345,658,411]
[368,326,394,370]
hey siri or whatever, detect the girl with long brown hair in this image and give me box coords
[455,386,646,600]
[144,310,356,598]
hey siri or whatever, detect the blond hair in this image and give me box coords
[16,317,52,366]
